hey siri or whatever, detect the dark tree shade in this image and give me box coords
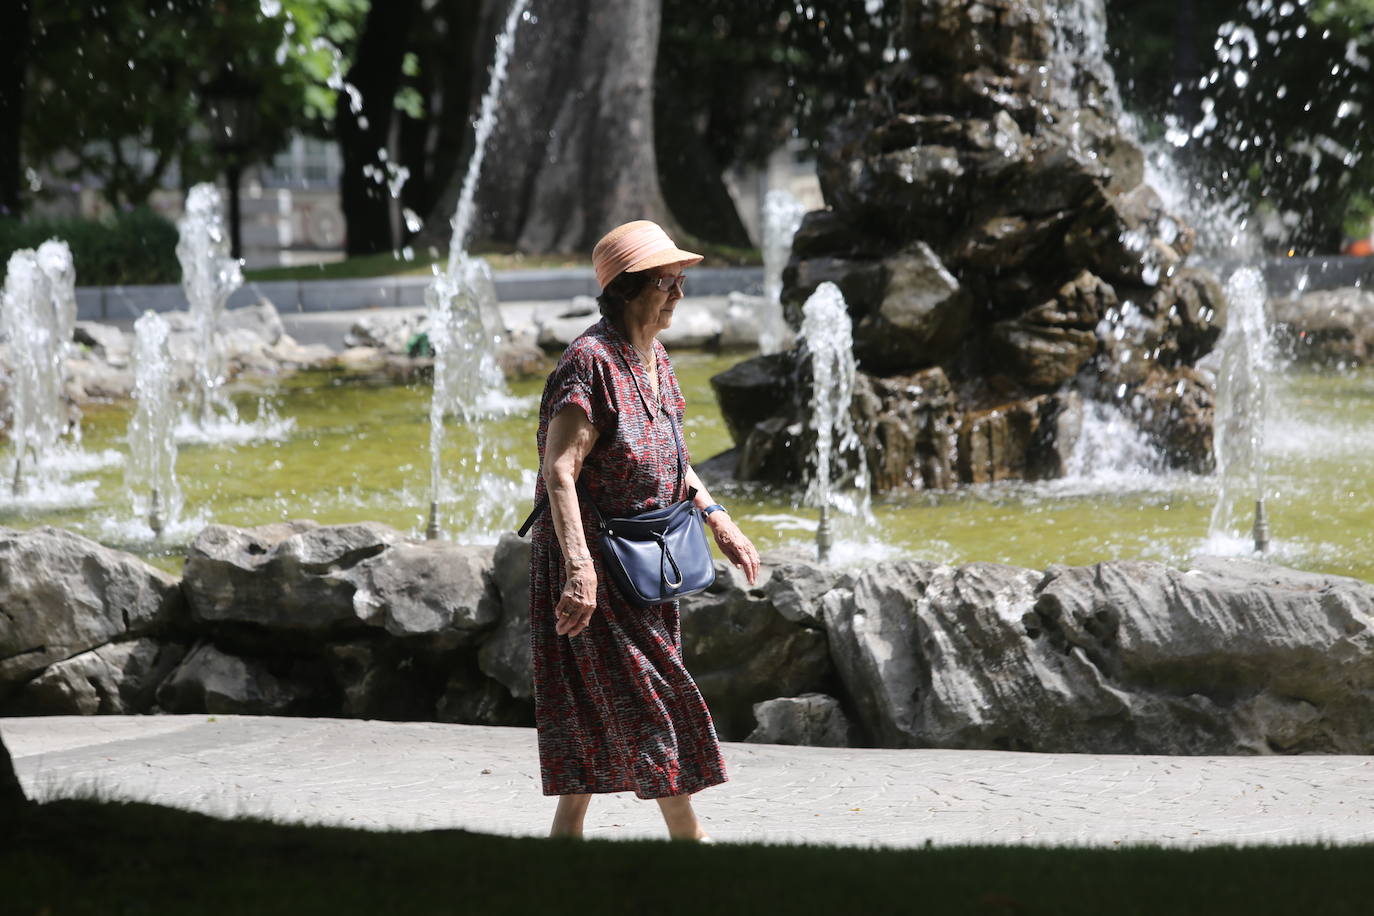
[653,1,899,247]
[1109,0,1374,249]
[1,731,26,809]
[0,0,32,215]
[337,0,423,256]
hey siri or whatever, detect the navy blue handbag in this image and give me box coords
[518,407,715,607]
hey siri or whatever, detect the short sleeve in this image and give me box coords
[546,343,617,436]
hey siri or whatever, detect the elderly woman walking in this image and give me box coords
[526,220,761,841]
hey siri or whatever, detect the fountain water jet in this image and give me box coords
[1207,267,1272,552]
[760,189,807,356]
[177,183,243,430]
[797,282,871,561]
[126,311,182,539]
[424,0,530,540]
[2,242,78,495]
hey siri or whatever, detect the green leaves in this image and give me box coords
[22,0,369,210]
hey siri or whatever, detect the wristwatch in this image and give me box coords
[703,503,727,518]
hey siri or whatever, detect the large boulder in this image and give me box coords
[783,244,971,376]
[2,638,187,715]
[746,693,856,747]
[955,394,1085,484]
[815,557,1374,754]
[156,641,328,715]
[855,245,972,375]
[0,527,184,693]
[681,561,834,741]
[182,521,499,647]
[709,352,797,450]
[1030,558,1374,753]
[1270,287,1374,366]
[1128,367,1216,473]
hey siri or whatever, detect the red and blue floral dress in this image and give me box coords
[528,317,728,799]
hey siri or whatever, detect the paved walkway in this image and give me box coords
[4,716,1372,848]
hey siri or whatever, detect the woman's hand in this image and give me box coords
[555,562,598,637]
[707,513,760,585]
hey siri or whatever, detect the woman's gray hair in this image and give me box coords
[597,270,653,321]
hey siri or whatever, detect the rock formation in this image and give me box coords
[0,298,335,420]
[0,526,185,689]
[714,0,1227,490]
[4,523,1374,755]
[794,556,1374,754]
[1270,287,1374,366]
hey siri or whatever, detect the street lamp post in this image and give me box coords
[201,66,261,261]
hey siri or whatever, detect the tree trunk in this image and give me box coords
[423,0,676,256]
[654,96,752,249]
[0,0,32,216]
[0,731,26,809]
[337,0,422,256]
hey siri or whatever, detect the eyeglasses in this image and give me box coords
[653,274,687,293]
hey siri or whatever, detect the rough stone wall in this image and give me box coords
[4,524,1374,755]
[714,0,1227,491]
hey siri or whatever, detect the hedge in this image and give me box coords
[0,207,180,286]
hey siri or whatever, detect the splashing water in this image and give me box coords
[177,183,243,429]
[126,311,182,537]
[1052,400,1167,493]
[1207,267,1271,544]
[448,0,530,262]
[2,242,79,496]
[36,239,78,396]
[424,0,531,540]
[798,282,871,520]
[760,189,807,355]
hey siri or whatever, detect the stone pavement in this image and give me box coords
[4,715,1373,848]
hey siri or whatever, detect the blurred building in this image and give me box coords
[27,135,348,271]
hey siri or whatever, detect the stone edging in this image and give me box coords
[74,266,765,322]
[3,522,1373,755]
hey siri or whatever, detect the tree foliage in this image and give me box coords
[1108,0,1374,249]
[653,1,899,243]
[22,0,365,210]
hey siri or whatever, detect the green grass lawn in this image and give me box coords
[5,798,1373,915]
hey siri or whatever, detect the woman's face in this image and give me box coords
[624,263,688,335]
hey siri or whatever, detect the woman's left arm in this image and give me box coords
[683,465,761,585]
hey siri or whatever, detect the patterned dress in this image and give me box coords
[528,317,728,799]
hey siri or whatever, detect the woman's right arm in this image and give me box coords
[542,404,600,637]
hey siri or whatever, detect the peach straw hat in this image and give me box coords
[592,220,703,291]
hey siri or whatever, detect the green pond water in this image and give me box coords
[4,353,1373,582]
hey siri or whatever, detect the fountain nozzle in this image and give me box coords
[817,502,832,564]
[1253,498,1270,554]
[426,500,441,540]
[149,487,164,539]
